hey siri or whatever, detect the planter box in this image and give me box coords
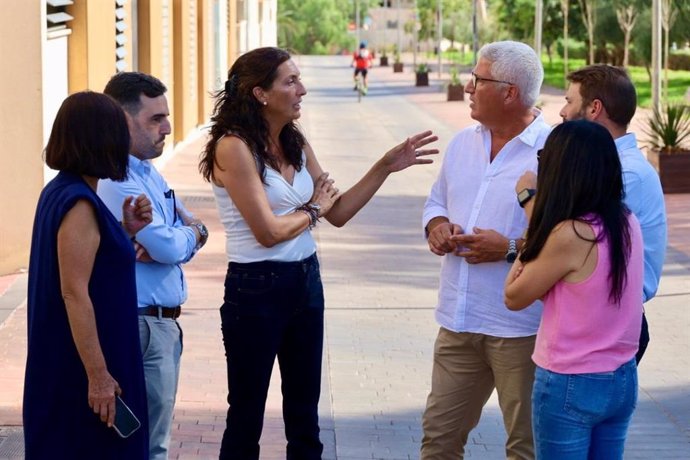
[447,83,464,101]
[393,62,403,73]
[415,72,429,87]
[380,56,389,66]
[647,149,690,193]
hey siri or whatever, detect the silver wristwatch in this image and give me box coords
[190,222,208,249]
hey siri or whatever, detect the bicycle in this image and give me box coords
[354,75,367,102]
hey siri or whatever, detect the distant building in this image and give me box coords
[360,1,416,55]
[0,0,277,275]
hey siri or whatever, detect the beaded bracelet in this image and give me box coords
[297,204,320,230]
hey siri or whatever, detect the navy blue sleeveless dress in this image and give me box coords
[23,172,148,459]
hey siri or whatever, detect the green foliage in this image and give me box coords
[416,63,429,73]
[669,52,690,71]
[449,65,461,85]
[556,39,588,60]
[542,55,690,108]
[645,104,690,152]
[277,0,353,54]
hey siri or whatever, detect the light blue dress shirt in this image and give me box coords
[615,133,667,302]
[98,156,198,308]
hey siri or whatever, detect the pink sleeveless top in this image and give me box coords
[533,214,644,374]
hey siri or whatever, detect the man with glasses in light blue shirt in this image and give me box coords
[99,72,208,460]
[560,64,667,364]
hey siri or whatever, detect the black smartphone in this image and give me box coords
[113,395,141,438]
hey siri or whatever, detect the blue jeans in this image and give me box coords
[219,253,325,460]
[532,359,637,459]
[138,315,183,460]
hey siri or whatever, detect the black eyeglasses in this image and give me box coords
[470,72,513,87]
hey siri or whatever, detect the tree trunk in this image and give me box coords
[623,31,630,68]
[562,0,569,86]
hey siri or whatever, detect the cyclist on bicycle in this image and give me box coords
[352,42,372,92]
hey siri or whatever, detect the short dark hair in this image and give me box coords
[521,120,631,303]
[45,91,130,180]
[103,71,167,115]
[566,65,637,128]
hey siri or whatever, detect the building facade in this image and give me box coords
[0,0,276,275]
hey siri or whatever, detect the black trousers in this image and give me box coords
[219,253,324,460]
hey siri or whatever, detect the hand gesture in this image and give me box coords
[381,130,439,173]
[122,194,152,237]
[427,222,464,256]
[310,172,341,217]
[88,369,121,427]
[451,227,508,264]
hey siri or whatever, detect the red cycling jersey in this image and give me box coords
[353,49,372,70]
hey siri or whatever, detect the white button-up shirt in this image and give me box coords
[423,112,552,337]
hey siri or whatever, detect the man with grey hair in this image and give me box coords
[421,41,551,459]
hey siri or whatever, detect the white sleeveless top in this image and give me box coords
[212,151,316,263]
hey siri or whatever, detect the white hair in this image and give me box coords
[478,41,543,107]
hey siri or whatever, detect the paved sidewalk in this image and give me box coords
[1,55,688,459]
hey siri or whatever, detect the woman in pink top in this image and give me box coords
[504,120,644,459]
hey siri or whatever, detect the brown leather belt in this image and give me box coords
[138,306,181,319]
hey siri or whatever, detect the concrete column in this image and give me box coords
[173,0,199,141]
[228,0,239,64]
[67,1,117,92]
[138,0,176,140]
[197,0,216,124]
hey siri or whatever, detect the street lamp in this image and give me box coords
[652,0,662,113]
[437,0,442,78]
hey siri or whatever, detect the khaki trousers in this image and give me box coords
[421,328,537,460]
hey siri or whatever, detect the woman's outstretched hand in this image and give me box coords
[381,130,439,173]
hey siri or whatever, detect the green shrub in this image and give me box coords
[669,53,690,71]
[556,39,587,60]
[645,104,690,152]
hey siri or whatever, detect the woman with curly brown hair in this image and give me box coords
[199,47,438,459]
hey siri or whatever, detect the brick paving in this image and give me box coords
[0,55,688,459]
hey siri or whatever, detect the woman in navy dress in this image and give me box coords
[23,92,152,459]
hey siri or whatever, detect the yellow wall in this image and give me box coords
[197,0,215,124]
[138,0,176,137]
[67,1,117,92]
[0,1,46,274]
[0,0,274,276]
[173,0,199,141]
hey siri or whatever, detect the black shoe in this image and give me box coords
[353,85,358,91]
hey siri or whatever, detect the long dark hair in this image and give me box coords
[520,120,631,303]
[199,47,306,183]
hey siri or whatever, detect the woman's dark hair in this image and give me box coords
[45,91,130,180]
[520,120,631,303]
[199,47,306,183]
